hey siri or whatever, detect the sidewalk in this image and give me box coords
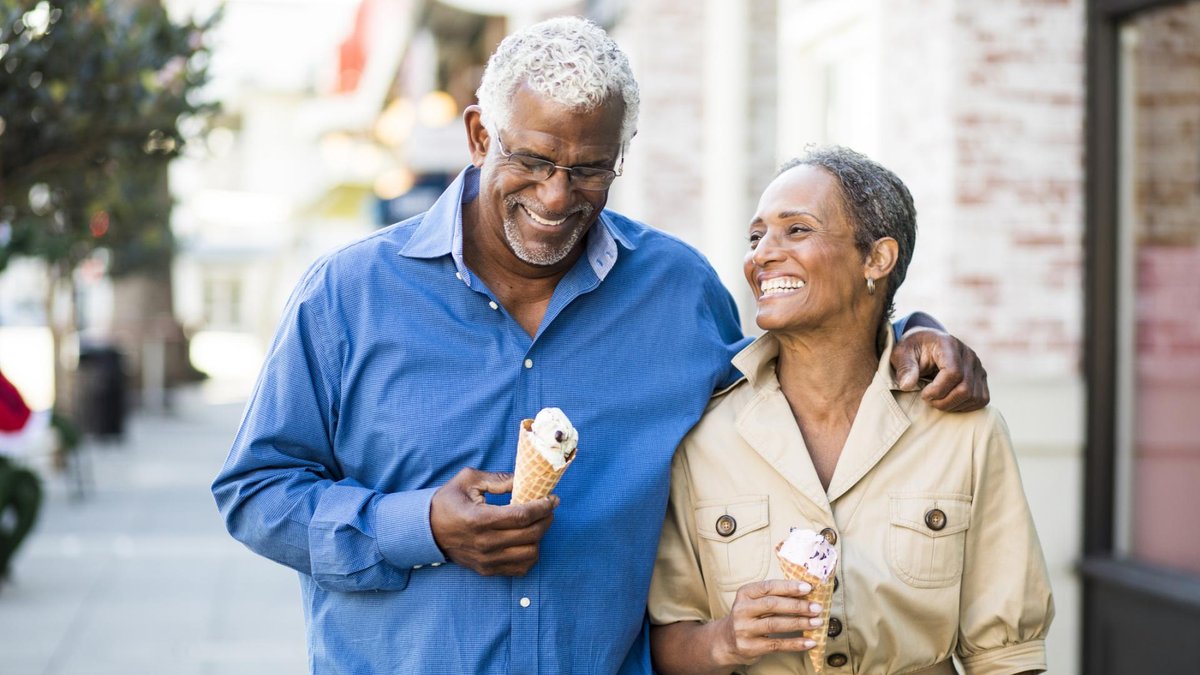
[0,382,307,675]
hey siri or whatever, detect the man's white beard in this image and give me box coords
[502,198,593,266]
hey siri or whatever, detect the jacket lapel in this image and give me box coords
[826,331,911,502]
[824,374,911,502]
[734,385,834,514]
[728,331,913,510]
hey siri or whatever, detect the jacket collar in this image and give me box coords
[731,329,911,506]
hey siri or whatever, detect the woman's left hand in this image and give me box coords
[891,328,990,412]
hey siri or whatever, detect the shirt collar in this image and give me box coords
[398,166,473,261]
[398,165,637,282]
[732,327,901,391]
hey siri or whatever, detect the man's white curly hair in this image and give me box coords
[476,16,640,145]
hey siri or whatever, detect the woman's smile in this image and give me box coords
[758,276,807,298]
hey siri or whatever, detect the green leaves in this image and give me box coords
[0,0,218,275]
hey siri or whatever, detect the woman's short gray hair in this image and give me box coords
[476,16,640,144]
[779,146,917,321]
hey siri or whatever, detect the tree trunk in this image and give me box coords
[107,161,203,410]
[110,271,198,411]
[45,262,77,419]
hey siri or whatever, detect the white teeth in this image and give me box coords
[760,277,806,296]
[522,205,567,226]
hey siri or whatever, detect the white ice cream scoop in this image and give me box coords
[527,407,578,470]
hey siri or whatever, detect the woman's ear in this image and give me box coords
[866,237,899,284]
[463,105,489,168]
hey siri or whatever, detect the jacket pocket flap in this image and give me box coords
[695,496,770,543]
[889,494,971,538]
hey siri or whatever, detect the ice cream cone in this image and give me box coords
[511,418,576,504]
[776,542,836,674]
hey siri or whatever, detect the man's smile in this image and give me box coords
[520,204,569,227]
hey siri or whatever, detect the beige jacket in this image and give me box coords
[649,332,1054,675]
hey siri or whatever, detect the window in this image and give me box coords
[1113,1,1200,575]
[202,275,243,331]
[776,0,881,160]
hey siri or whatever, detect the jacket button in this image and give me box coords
[715,514,737,537]
[819,527,837,545]
[827,617,842,637]
[925,508,947,531]
[827,653,849,667]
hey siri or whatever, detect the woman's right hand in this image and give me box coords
[711,579,825,668]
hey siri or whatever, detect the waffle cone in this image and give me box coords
[511,419,576,504]
[775,543,836,674]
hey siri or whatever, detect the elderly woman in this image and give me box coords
[648,147,1053,675]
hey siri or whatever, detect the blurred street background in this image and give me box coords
[0,380,306,674]
[1,0,1198,673]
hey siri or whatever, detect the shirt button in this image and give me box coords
[519,597,531,608]
[455,272,463,280]
[827,653,849,668]
[820,527,838,546]
[715,514,737,537]
[488,301,499,310]
[430,562,442,567]
[827,617,843,637]
[925,508,947,531]
[524,359,533,369]
[833,576,840,592]
[412,564,423,570]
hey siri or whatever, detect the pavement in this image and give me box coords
[0,382,308,675]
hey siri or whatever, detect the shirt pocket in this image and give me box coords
[694,496,771,591]
[887,493,972,589]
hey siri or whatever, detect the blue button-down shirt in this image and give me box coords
[213,166,748,674]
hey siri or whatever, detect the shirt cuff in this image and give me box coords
[960,640,1047,675]
[895,311,945,337]
[375,487,448,571]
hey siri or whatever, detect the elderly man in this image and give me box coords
[213,17,988,674]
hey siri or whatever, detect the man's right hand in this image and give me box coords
[429,467,558,576]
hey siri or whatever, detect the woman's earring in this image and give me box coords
[866,277,876,296]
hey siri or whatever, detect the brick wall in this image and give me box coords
[609,1,705,241]
[748,0,779,199]
[612,1,774,246]
[878,0,958,333]
[879,0,1086,378]
[614,0,1086,378]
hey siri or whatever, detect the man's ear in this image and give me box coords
[464,105,489,168]
[866,237,899,284]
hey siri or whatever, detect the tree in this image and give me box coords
[0,0,216,416]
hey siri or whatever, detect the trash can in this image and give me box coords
[76,345,127,439]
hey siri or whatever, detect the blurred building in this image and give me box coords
[165,0,1199,672]
[170,0,412,380]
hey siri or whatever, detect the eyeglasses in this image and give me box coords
[493,134,623,191]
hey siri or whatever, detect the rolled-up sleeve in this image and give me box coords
[957,409,1055,674]
[212,260,444,592]
[648,446,711,625]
